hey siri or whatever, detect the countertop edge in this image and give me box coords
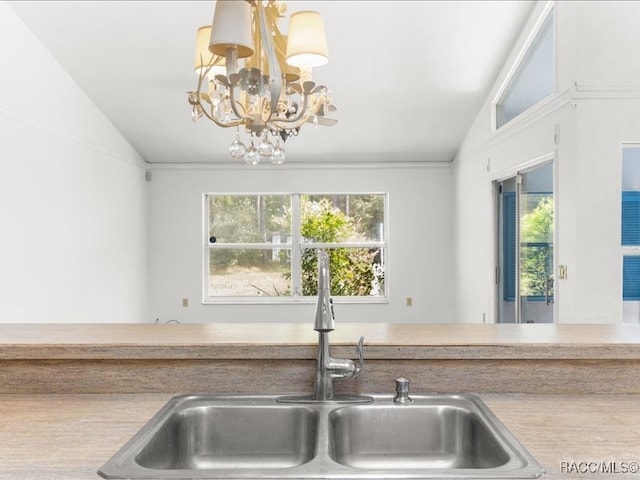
[2,323,640,360]
[2,343,640,360]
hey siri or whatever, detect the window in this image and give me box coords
[204,193,387,303]
[501,192,554,300]
[495,5,554,129]
[622,147,640,322]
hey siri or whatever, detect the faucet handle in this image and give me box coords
[354,336,365,377]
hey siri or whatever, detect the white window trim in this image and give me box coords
[492,0,556,132]
[202,192,389,305]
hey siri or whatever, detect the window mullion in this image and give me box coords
[291,194,302,299]
[301,242,386,250]
[208,243,284,249]
[203,194,211,302]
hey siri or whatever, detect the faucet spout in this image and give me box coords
[314,249,334,332]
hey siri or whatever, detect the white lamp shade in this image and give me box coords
[194,26,225,75]
[209,0,254,58]
[286,11,329,68]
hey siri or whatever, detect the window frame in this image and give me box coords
[202,192,389,305]
[493,1,555,130]
[621,146,640,304]
[502,190,554,303]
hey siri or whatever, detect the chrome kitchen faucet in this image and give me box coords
[279,249,372,404]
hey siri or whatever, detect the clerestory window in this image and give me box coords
[495,4,555,129]
[203,193,387,303]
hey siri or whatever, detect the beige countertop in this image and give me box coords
[1,325,640,478]
[0,393,638,480]
[2,323,640,359]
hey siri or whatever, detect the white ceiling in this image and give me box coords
[9,0,535,165]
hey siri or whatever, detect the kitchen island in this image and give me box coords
[0,323,639,479]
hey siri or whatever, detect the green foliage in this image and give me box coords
[521,197,553,243]
[208,194,385,297]
[520,196,553,296]
[301,198,353,242]
[298,198,382,296]
[301,195,384,241]
[209,195,290,267]
[348,195,385,240]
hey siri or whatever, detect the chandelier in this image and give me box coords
[187,0,337,165]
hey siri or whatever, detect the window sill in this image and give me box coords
[201,296,389,306]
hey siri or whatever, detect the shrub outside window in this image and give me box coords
[204,193,387,303]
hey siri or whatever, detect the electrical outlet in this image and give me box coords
[182,298,189,307]
[406,297,413,307]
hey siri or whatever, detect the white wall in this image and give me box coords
[7,0,635,325]
[453,1,640,324]
[147,163,454,324]
[0,2,149,323]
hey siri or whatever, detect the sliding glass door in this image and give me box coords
[497,162,554,323]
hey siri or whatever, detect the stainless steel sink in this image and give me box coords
[330,401,512,471]
[136,402,317,470]
[99,394,544,479]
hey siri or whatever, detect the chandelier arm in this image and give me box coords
[310,85,328,96]
[270,114,309,131]
[196,98,244,128]
[227,84,251,121]
[270,95,325,130]
[270,120,303,131]
[276,92,312,124]
[198,57,213,78]
[257,0,282,121]
[193,67,245,128]
[195,65,211,98]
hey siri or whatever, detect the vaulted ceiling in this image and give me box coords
[9,1,535,164]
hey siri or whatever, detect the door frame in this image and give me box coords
[489,152,558,323]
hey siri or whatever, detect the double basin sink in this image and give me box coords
[99,393,544,479]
